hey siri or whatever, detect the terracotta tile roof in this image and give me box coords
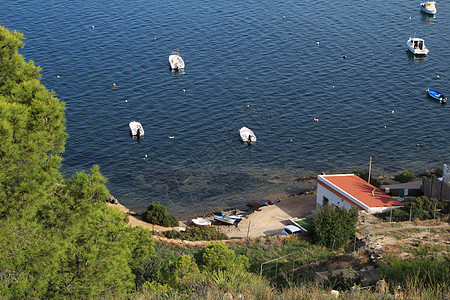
[319,174,404,209]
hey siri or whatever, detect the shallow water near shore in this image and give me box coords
[3,0,449,217]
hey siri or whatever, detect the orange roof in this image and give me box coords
[318,174,403,209]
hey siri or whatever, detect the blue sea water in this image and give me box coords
[2,0,449,217]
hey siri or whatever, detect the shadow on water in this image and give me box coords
[405,50,428,66]
[421,13,436,25]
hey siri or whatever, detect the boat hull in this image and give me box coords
[420,2,437,15]
[213,215,235,225]
[192,218,211,227]
[406,38,429,55]
[169,54,185,70]
[239,127,257,142]
[129,121,144,136]
[427,88,447,103]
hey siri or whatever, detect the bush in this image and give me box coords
[312,204,358,249]
[142,201,178,227]
[161,226,228,241]
[195,243,250,272]
[393,170,416,183]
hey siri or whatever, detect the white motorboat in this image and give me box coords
[407,37,429,55]
[420,2,437,15]
[129,121,144,137]
[213,215,236,225]
[239,127,257,142]
[169,52,185,70]
[192,218,211,227]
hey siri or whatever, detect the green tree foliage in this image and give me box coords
[0,26,66,219]
[159,255,202,289]
[394,170,416,183]
[0,26,156,298]
[161,226,228,241]
[375,196,449,221]
[312,204,358,249]
[195,243,250,273]
[142,201,178,227]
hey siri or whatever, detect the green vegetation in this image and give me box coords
[142,201,179,227]
[161,225,228,241]
[353,170,381,187]
[312,204,358,249]
[295,218,313,231]
[393,170,416,183]
[375,196,449,221]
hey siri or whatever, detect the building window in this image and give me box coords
[323,197,329,206]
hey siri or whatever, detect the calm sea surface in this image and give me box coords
[2,0,449,217]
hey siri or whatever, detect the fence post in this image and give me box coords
[247,221,251,239]
[366,231,370,248]
[428,228,431,242]
[332,239,335,252]
[390,209,393,223]
[434,203,436,219]
[275,260,278,278]
[353,233,357,253]
[409,207,412,222]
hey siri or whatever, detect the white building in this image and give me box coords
[316,174,404,213]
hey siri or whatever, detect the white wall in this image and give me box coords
[316,183,355,211]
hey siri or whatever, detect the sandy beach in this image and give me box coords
[109,192,317,239]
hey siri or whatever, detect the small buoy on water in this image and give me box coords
[384,125,387,128]
[91,25,94,29]
[130,68,132,71]
[416,143,420,147]
[436,75,440,79]
[169,136,174,139]
[316,41,319,45]
[246,104,250,108]
[290,139,293,142]
[113,83,116,87]
[391,110,395,114]
[342,55,347,59]
[183,89,186,93]
[314,118,319,122]
[245,77,248,80]
[332,85,335,88]
[145,154,148,157]
[125,99,127,103]
[283,16,286,19]
[153,37,156,40]
[57,75,60,79]
[409,17,412,20]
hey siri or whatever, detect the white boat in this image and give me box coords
[169,52,185,70]
[129,121,144,137]
[192,217,211,227]
[420,2,437,15]
[239,127,257,142]
[213,215,236,225]
[406,37,429,55]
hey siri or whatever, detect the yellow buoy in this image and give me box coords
[57,75,60,79]
[91,25,94,29]
[246,105,250,108]
[113,83,116,87]
[125,99,127,103]
[332,85,335,88]
[245,77,248,80]
[283,16,286,19]
[314,118,319,122]
[436,75,440,79]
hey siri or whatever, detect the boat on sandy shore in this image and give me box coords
[129,121,144,137]
[420,2,437,15]
[169,52,185,70]
[213,215,236,225]
[426,88,447,103]
[239,127,257,142]
[407,37,429,55]
[192,217,211,227]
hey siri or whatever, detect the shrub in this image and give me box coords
[312,204,358,249]
[195,243,250,272]
[161,226,228,241]
[393,170,416,183]
[159,255,203,289]
[142,201,178,227]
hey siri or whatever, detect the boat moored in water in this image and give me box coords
[426,88,447,103]
[129,121,144,137]
[406,37,429,55]
[239,127,257,142]
[420,2,437,15]
[169,52,185,70]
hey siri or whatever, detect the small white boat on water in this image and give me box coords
[239,127,257,142]
[169,52,185,70]
[407,37,429,55]
[129,121,144,137]
[420,2,437,15]
[213,215,236,225]
[192,218,211,227]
